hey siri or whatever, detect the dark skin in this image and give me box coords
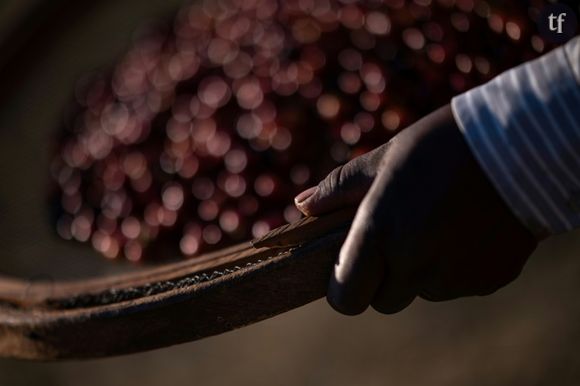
[294,104,540,315]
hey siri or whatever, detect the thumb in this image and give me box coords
[294,142,390,216]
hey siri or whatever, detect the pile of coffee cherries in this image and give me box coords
[50,0,553,262]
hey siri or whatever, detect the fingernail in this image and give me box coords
[294,186,318,205]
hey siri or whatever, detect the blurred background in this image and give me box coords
[1,0,580,385]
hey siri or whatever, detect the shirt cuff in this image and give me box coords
[451,36,580,238]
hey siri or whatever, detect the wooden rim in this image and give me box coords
[0,209,355,360]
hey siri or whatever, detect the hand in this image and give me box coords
[294,105,539,315]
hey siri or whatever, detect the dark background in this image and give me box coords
[1,1,580,385]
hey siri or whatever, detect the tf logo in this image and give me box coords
[537,3,578,43]
[549,12,567,34]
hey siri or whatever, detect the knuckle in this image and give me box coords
[320,164,345,196]
[334,163,348,189]
[371,295,415,314]
[419,289,455,302]
[326,294,367,316]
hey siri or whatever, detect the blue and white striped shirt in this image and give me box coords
[452,36,580,238]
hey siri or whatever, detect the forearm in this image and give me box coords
[451,36,580,238]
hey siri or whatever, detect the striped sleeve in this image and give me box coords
[451,36,580,238]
